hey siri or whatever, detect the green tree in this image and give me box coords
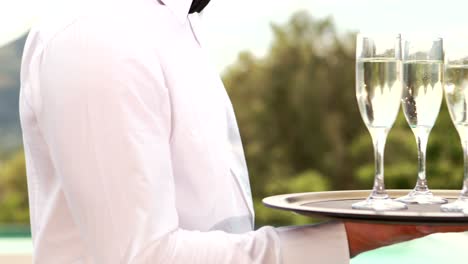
[0,150,29,224]
[224,12,360,226]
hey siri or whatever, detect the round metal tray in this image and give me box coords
[262,190,468,224]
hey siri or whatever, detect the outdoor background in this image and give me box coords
[1,0,468,263]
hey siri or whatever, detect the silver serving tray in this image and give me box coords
[262,190,468,224]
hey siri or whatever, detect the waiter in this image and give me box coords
[19,0,467,263]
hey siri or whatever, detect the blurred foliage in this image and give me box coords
[0,150,28,224]
[0,11,465,229]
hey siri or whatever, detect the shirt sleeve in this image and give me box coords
[32,17,349,264]
[278,222,350,264]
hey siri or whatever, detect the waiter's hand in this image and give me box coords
[344,222,468,257]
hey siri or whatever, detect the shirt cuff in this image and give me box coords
[276,221,349,264]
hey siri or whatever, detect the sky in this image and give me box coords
[202,0,468,71]
[2,0,468,71]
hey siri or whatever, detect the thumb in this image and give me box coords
[415,225,433,235]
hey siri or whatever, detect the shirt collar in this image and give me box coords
[158,0,192,24]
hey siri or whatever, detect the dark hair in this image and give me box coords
[189,0,211,14]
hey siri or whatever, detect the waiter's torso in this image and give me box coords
[20,0,254,262]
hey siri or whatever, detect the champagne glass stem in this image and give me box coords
[370,127,389,198]
[441,139,468,212]
[353,125,406,210]
[414,128,430,192]
[460,140,468,198]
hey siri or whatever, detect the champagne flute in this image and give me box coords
[441,39,468,212]
[353,34,407,211]
[397,37,447,204]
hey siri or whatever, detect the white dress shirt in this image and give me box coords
[19,0,349,263]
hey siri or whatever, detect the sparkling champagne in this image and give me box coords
[445,65,468,140]
[401,60,444,130]
[356,59,402,129]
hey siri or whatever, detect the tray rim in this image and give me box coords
[262,189,468,224]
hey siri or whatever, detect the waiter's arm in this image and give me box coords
[31,18,349,263]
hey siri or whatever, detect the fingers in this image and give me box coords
[344,222,468,257]
[417,225,468,235]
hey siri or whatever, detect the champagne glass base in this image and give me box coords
[396,190,447,204]
[440,198,468,212]
[352,197,408,211]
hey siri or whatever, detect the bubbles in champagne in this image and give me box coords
[356,59,402,129]
[445,65,468,140]
[401,60,443,130]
